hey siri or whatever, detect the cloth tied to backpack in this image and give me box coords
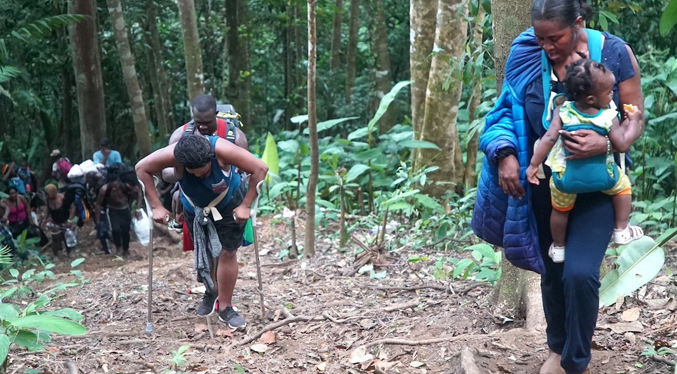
[182,188,229,292]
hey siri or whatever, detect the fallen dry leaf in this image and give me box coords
[621,307,641,322]
[45,347,60,353]
[194,323,209,332]
[259,331,276,344]
[646,299,669,309]
[316,362,327,371]
[350,346,374,364]
[250,343,268,353]
[217,329,234,337]
[599,321,644,334]
[410,361,426,368]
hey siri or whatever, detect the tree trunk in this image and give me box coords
[463,7,485,190]
[345,0,360,103]
[107,0,152,158]
[69,0,107,160]
[284,2,294,128]
[372,0,395,134]
[226,0,252,127]
[415,0,468,197]
[410,0,437,139]
[145,0,171,138]
[329,0,343,70]
[305,0,318,258]
[177,0,205,100]
[490,0,540,319]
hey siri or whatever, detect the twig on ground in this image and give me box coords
[64,361,78,374]
[650,321,677,334]
[456,281,490,294]
[234,315,323,346]
[115,339,150,345]
[261,259,299,267]
[368,284,449,292]
[68,330,140,339]
[362,334,468,349]
[9,363,25,374]
[206,316,214,339]
[383,300,420,312]
[651,355,676,367]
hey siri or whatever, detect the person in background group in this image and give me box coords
[93,138,122,167]
[1,186,31,238]
[44,184,72,259]
[471,0,644,372]
[94,168,140,257]
[50,149,72,191]
[3,161,37,195]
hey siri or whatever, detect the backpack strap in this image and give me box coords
[541,28,604,130]
[182,122,195,138]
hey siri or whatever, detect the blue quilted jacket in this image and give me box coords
[471,29,545,274]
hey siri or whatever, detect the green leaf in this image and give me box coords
[370,271,387,279]
[9,269,19,278]
[11,315,87,335]
[453,259,475,279]
[11,331,42,350]
[599,237,666,307]
[22,269,35,280]
[398,140,441,150]
[345,164,371,182]
[367,81,411,134]
[277,139,299,154]
[44,264,56,270]
[290,115,308,124]
[70,258,85,268]
[0,334,9,367]
[0,304,19,322]
[261,133,279,184]
[303,116,359,135]
[358,264,374,274]
[347,127,371,141]
[44,308,84,323]
[352,148,383,161]
[660,0,677,36]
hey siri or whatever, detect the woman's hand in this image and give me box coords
[560,129,606,160]
[498,155,525,199]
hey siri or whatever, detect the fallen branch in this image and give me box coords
[383,300,420,313]
[261,259,299,267]
[651,355,676,367]
[368,284,449,292]
[362,334,469,349]
[234,315,323,346]
[153,222,180,243]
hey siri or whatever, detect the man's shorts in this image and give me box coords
[550,171,632,212]
[184,184,247,251]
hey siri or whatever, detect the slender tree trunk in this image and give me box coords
[145,0,171,138]
[284,1,294,128]
[106,0,152,157]
[415,0,468,197]
[410,0,437,136]
[239,0,252,127]
[226,0,252,126]
[372,0,395,134]
[345,0,360,103]
[463,7,485,190]
[62,67,74,159]
[69,0,107,160]
[177,0,205,100]
[330,0,343,70]
[490,0,542,321]
[305,0,318,258]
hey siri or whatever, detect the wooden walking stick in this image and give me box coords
[250,181,266,321]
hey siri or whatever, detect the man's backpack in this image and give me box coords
[102,163,139,206]
[56,158,73,178]
[182,104,242,144]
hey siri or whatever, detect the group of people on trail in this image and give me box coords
[473,0,645,372]
[1,137,142,260]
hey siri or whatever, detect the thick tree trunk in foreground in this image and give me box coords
[177,0,204,100]
[410,0,437,140]
[107,0,152,157]
[416,0,467,197]
[305,0,318,257]
[69,0,107,160]
[345,0,360,103]
[372,0,395,134]
[490,0,543,327]
[226,0,252,126]
[329,0,343,70]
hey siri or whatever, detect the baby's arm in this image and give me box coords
[527,107,563,185]
[608,105,642,153]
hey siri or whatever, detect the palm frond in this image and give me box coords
[0,66,20,83]
[0,245,13,265]
[9,14,86,43]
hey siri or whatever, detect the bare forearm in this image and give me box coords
[241,170,267,208]
[610,119,641,153]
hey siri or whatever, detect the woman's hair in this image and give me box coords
[563,58,608,101]
[44,184,57,195]
[174,135,215,169]
[531,0,593,25]
[6,186,17,194]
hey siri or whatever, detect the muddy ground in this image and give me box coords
[4,217,677,374]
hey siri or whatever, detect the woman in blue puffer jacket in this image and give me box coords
[472,0,644,372]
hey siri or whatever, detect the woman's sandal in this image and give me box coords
[613,225,644,245]
[548,243,565,263]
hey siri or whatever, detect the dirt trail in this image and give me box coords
[6,219,677,374]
